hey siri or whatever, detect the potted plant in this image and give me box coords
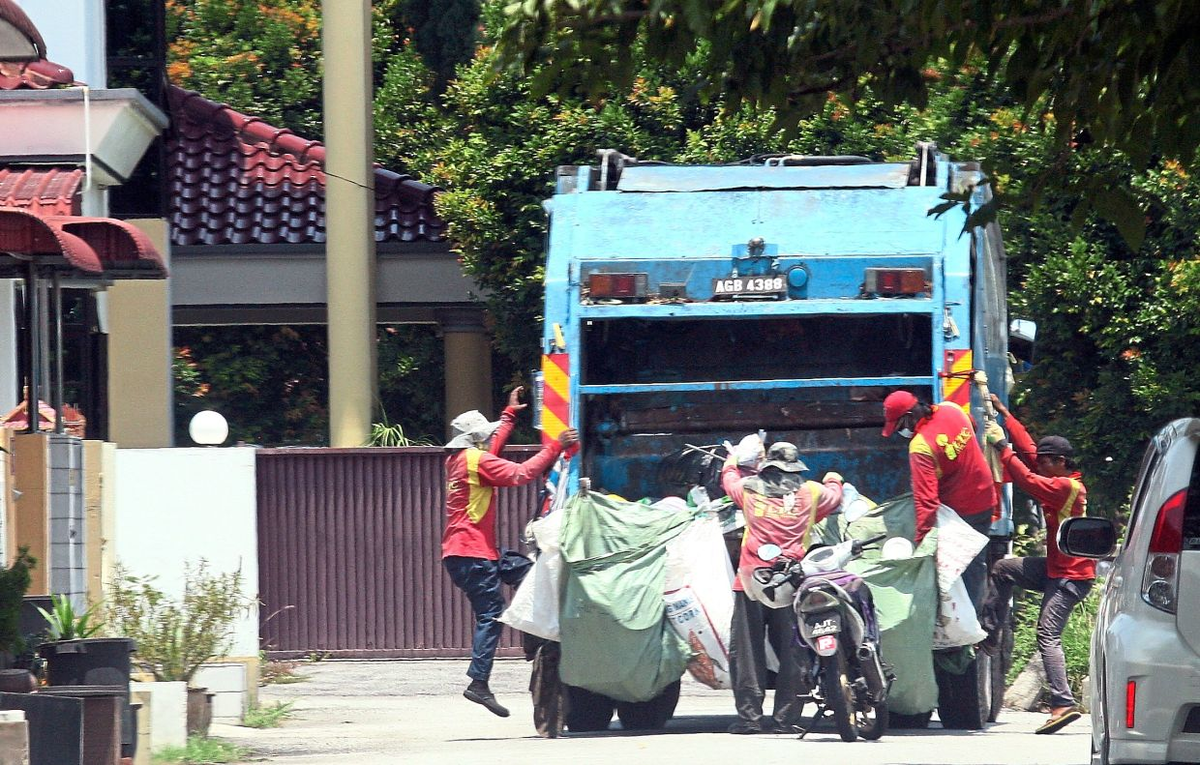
[0,547,37,691]
[106,560,249,737]
[35,592,138,689]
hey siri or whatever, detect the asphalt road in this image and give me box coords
[210,659,1094,765]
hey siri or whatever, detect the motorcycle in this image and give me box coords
[752,532,894,742]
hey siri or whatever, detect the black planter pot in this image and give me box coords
[38,638,136,688]
[37,638,139,760]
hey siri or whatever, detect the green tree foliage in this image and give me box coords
[166,0,324,137]
[170,2,1200,511]
[497,0,1200,228]
[174,325,444,447]
[392,0,482,91]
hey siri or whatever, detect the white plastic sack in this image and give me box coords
[934,505,989,592]
[663,516,735,688]
[932,576,988,649]
[931,505,990,648]
[499,511,565,641]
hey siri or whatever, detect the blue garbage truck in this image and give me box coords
[536,143,1016,731]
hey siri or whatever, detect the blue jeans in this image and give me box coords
[443,556,505,682]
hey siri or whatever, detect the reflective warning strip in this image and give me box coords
[541,353,570,446]
[942,349,973,416]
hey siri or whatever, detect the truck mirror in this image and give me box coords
[1009,319,1037,343]
[1057,517,1118,558]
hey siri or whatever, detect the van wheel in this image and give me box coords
[989,625,1013,722]
[615,680,681,730]
[565,685,615,732]
[935,652,987,730]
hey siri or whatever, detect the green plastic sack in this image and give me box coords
[811,494,940,716]
[557,491,694,702]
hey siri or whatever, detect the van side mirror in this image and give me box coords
[1057,517,1118,558]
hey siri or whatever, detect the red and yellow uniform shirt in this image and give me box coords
[721,460,843,592]
[999,414,1095,581]
[910,403,997,543]
[441,407,564,561]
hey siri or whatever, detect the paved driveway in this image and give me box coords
[210,659,1093,765]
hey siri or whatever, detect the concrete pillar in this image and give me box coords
[323,1,377,447]
[106,218,172,447]
[0,281,16,415]
[0,710,29,765]
[438,308,493,439]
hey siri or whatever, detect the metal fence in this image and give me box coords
[256,446,542,659]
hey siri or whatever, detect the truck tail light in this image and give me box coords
[587,272,648,299]
[1125,679,1137,728]
[864,268,927,295]
[1141,488,1186,613]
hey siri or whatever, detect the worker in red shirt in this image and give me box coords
[980,398,1094,735]
[442,387,578,717]
[881,390,997,609]
[721,440,844,734]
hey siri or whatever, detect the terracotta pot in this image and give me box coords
[186,686,214,737]
[0,668,35,693]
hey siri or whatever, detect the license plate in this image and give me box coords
[817,635,838,652]
[712,275,786,297]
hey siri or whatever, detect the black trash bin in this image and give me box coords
[38,639,138,759]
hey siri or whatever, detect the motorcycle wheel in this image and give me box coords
[820,648,858,742]
[856,697,889,740]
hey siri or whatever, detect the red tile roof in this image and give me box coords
[0,167,82,215]
[0,0,46,58]
[166,86,446,247]
[0,0,74,89]
[0,59,74,90]
[0,207,167,278]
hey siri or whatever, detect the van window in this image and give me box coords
[1125,444,1162,545]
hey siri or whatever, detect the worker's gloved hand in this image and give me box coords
[734,434,765,468]
[984,421,1009,450]
[822,471,844,484]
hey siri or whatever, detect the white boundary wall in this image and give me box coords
[112,447,259,658]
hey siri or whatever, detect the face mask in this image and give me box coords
[897,427,914,439]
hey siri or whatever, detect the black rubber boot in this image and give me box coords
[464,679,511,718]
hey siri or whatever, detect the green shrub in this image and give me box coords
[107,560,249,683]
[36,593,104,641]
[0,548,35,655]
[153,735,247,764]
[241,700,295,728]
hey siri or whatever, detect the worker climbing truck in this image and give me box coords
[535,144,1017,731]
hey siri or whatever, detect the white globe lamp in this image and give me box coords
[189,410,229,446]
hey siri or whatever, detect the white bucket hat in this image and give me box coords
[445,410,501,449]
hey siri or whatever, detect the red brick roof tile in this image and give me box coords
[166,86,445,247]
[0,167,82,215]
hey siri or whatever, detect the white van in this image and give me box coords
[1060,417,1200,764]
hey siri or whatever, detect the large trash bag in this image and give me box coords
[558,490,693,703]
[810,493,940,716]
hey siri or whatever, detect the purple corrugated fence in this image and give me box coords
[256,446,543,659]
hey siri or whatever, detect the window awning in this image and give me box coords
[0,207,166,279]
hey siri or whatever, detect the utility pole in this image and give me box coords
[322,0,377,446]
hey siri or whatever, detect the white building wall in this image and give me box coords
[21,0,108,87]
[112,448,259,658]
[0,281,16,415]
